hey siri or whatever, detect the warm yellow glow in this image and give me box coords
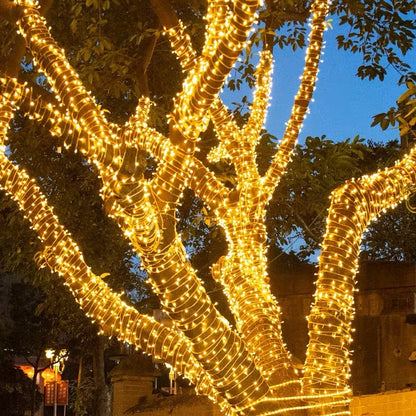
[2,0,411,415]
[0,93,235,412]
[303,151,416,409]
[262,0,330,195]
[45,349,54,360]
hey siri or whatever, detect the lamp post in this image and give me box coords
[45,349,67,416]
[166,364,176,395]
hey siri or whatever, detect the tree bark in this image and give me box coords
[93,335,110,416]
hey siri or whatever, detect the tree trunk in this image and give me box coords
[29,353,43,416]
[30,369,38,416]
[92,336,110,416]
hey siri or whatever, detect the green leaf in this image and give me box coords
[70,19,77,34]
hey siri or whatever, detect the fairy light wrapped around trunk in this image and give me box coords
[2,0,415,415]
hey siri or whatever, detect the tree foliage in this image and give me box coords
[360,140,416,262]
[333,0,416,83]
[268,135,367,257]
[0,358,42,416]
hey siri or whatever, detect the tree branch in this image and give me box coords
[201,0,231,59]
[261,0,329,198]
[0,0,53,78]
[243,50,273,146]
[16,4,119,166]
[303,147,416,412]
[170,0,261,141]
[151,2,299,385]
[10,6,274,406]
[136,29,160,97]
[0,90,248,414]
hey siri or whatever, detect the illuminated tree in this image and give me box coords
[0,0,415,415]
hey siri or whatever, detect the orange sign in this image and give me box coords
[44,381,68,406]
[57,381,68,405]
[44,382,54,406]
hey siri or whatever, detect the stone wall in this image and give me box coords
[351,389,416,415]
[272,261,416,395]
[111,374,155,416]
[135,396,223,416]
[110,354,158,416]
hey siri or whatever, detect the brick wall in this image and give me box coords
[351,390,416,416]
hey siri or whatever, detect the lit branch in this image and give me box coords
[0,76,163,252]
[0,92,251,416]
[149,0,197,72]
[135,234,271,409]
[205,53,298,388]
[116,107,275,410]
[157,10,240,203]
[303,151,416,412]
[211,215,297,388]
[0,76,101,158]
[118,118,229,212]
[2,0,394,413]
[207,98,241,164]
[186,157,230,211]
[0,161,235,416]
[12,4,273,405]
[209,50,274,183]
[163,12,273,184]
[0,86,180,380]
[157,1,297,387]
[0,79,249,401]
[15,2,120,167]
[243,50,273,147]
[154,1,257,189]
[261,0,329,197]
[164,20,198,72]
[202,0,232,59]
[13,4,164,254]
[0,75,227,245]
[170,0,261,141]
[152,0,239,160]
[12,10,161,250]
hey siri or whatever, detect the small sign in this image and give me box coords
[57,381,68,405]
[44,381,68,406]
[44,382,54,406]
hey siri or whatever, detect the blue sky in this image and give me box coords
[267,22,415,145]
[223,20,415,146]
[220,20,415,259]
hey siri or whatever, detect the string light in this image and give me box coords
[262,0,330,195]
[2,0,412,414]
[169,0,262,141]
[2,0,275,412]
[0,77,239,416]
[303,154,416,411]
[163,0,329,394]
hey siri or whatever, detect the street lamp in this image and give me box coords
[45,349,67,416]
[165,363,176,395]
